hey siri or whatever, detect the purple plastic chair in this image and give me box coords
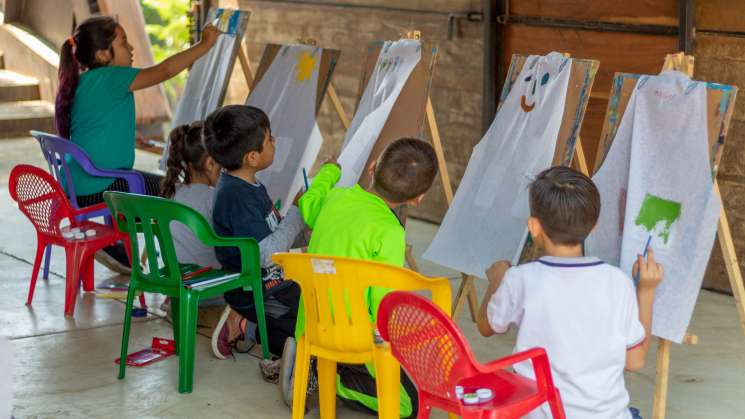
[30,130,146,280]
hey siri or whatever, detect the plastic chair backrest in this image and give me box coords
[103,191,259,291]
[272,253,452,357]
[377,291,481,403]
[31,131,95,208]
[9,164,75,239]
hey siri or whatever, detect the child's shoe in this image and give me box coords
[211,306,244,359]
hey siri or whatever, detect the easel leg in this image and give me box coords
[652,338,671,419]
[237,44,254,89]
[453,275,478,321]
[327,83,350,130]
[714,182,745,337]
[573,137,590,176]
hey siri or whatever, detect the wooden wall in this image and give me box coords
[693,0,745,293]
[499,1,679,170]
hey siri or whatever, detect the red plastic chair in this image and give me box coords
[377,291,566,419]
[8,164,143,316]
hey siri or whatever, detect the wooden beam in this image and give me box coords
[327,83,350,130]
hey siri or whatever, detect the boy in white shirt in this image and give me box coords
[476,166,663,419]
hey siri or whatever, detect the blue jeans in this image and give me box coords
[630,407,643,419]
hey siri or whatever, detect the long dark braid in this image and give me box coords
[161,121,208,198]
[55,16,118,138]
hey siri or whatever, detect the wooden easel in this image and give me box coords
[450,53,599,320]
[594,52,745,419]
[327,30,442,272]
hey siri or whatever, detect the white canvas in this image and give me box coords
[586,71,720,343]
[423,52,572,277]
[248,45,323,214]
[336,40,421,187]
[161,9,249,169]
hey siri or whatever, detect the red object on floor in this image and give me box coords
[115,337,176,367]
[377,291,566,419]
[8,164,145,316]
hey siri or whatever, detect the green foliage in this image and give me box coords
[140,0,191,106]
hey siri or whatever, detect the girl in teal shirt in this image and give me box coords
[54,16,218,272]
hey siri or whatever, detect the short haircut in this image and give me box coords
[202,105,270,171]
[373,138,438,203]
[529,166,600,245]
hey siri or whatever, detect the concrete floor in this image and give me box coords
[1,136,744,418]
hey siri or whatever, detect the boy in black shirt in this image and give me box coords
[203,105,305,362]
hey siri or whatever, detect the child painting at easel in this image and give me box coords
[476,167,664,419]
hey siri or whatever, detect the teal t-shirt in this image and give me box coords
[68,66,140,196]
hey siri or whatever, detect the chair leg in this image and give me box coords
[373,344,401,419]
[317,358,337,419]
[118,283,137,380]
[27,242,46,305]
[251,286,270,359]
[42,244,52,280]
[418,397,432,419]
[548,388,566,419]
[170,297,180,355]
[63,246,81,317]
[177,292,199,393]
[80,251,95,292]
[291,337,311,419]
[122,238,146,310]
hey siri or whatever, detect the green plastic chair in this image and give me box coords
[103,191,270,393]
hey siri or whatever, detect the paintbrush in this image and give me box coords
[634,234,653,286]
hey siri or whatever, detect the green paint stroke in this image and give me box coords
[634,194,682,244]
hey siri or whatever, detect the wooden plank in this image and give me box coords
[697,0,745,33]
[97,0,171,125]
[250,44,341,117]
[510,0,678,26]
[503,24,678,170]
[595,73,737,173]
[354,42,437,189]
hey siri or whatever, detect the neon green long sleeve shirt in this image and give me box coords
[295,163,406,337]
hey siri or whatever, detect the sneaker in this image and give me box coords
[94,243,132,275]
[279,337,319,409]
[211,306,243,360]
[262,265,292,297]
[260,358,281,383]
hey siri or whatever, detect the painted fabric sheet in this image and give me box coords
[162,9,249,169]
[585,71,720,343]
[248,45,322,215]
[336,40,421,186]
[423,53,572,277]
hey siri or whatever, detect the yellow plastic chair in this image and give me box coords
[272,253,452,419]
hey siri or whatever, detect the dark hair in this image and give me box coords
[373,138,438,203]
[55,16,119,138]
[529,166,600,245]
[203,105,270,171]
[161,121,208,198]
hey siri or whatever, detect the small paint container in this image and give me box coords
[455,386,464,399]
[463,393,480,405]
[74,232,85,240]
[62,231,74,240]
[71,227,81,234]
[477,388,493,402]
[85,229,97,237]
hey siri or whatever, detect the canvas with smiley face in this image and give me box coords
[424,52,572,277]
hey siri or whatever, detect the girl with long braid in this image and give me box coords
[55,16,218,272]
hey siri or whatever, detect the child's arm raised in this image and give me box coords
[129,25,220,92]
[477,260,512,337]
[626,248,664,371]
[298,161,341,229]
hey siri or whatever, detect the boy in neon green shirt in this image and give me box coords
[279,138,439,417]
